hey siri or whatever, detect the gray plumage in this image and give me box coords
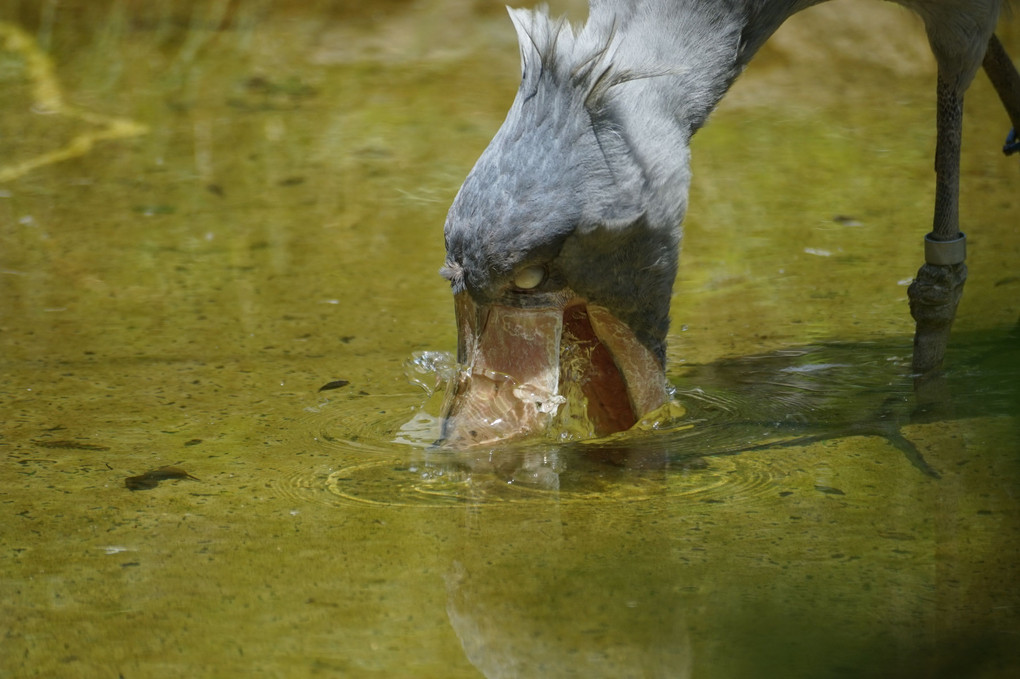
[443,0,1008,368]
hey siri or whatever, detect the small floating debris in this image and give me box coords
[32,439,110,451]
[832,214,863,226]
[132,204,176,216]
[814,485,845,496]
[318,379,350,392]
[803,247,832,257]
[125,466,200,491]
[101,546,133,555]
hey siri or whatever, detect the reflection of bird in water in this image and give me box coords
[438,0,1020,448]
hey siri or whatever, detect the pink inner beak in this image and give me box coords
[438,292,669,448]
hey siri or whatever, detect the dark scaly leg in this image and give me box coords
[982,34,1020,155]
[910,34,1018,376]
[908,74,967,376]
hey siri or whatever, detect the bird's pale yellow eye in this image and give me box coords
[513,265,545,290]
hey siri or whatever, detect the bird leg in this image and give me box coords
[908,260,966,373]
[908,74,967,376]
[982,34,1020,155]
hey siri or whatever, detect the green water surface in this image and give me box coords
[2,1,1018,677]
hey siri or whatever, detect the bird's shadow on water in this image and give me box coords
[424,324,1019,489]
[626,325,1015,474]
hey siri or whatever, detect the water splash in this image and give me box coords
[282,330,1019,508]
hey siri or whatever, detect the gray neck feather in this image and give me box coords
[504,0,813,227]
[443,1,819,356]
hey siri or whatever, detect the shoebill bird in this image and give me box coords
[438,0,1020,448]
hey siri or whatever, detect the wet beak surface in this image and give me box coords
[439,294,565,448]
[438,292,668,449]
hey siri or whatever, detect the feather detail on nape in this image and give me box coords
[439,261,465,292]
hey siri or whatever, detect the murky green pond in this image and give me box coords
[2,1,1018,677]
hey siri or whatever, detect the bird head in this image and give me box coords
[438,5,697,448]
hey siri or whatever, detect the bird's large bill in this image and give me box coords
[438,292,668,448]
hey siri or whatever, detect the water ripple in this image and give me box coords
[273,334,1019,509]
